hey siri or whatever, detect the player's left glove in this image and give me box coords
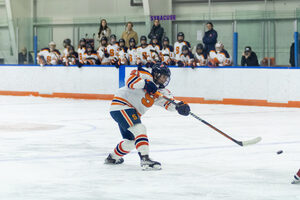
[144,79,157,95]
[176,101,190,116]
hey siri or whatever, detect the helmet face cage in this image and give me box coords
[152,64,171,88]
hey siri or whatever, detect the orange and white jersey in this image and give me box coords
[97,46,110,64]
[110,67,177,116]
[106,43,119,60]
[62,48,68,58]
[117,48,128,65]
[127,47,137,65]
[178,52,194,66]
[174,41,191,60]
[37,48,60,65]
[77,47,86,63]
[136,45,153,64]
[194,53,208,66]
[83,52,98,65]
[160,46,174,63]
[209,49,232,66]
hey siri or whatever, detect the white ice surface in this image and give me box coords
[0,96,299,200]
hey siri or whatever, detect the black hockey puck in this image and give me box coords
[277,150,283,154]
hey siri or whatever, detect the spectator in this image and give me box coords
[121,22,138,48]
[241,46,259,66]
[97,19,111,42]
[289,40,300,67]
[18,47,33,64]
[148,19,164,46]
[203,22,218,54]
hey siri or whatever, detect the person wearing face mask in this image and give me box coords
[121,22,138,48]
[37,41,61,66]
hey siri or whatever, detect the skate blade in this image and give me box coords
[141,164,162,171]
[291,180,300,184]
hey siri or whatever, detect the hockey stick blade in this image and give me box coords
[240,136,262,146]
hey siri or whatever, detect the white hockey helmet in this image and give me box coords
[215,41,224,52]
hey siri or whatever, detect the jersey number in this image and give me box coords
[141,93,155,107]
[176,46,180,55]
[110,49,114,57]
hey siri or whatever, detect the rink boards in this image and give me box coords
[0,65,300,107]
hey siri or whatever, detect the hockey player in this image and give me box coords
[97,36,110,65]
[193,43,208,67]
[127,38,137,65]
[292,169,300,184]
[63,45,79,66]
[81,44,98,65]
[160,37,174,65]
[117,38,128,66]
[37,41,61,66]
[208,42,232,67]
[77,38,86,63]
[105,63,191,170]
[62,38,72,60]
[136,36,156,68]
[174,32,191,61]
[107,34,119,65]
[176,45,194,67]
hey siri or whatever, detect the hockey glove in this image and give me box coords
[176,101,190,116]
[144,79,157,95]
[177,61,184,67]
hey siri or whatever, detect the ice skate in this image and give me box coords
[139,153,161,170]
[104,154,124,165]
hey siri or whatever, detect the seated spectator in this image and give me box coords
[63,45,79,66]
[127,38,137,65]
[241,46,259,66]
[121,22,138,48]
[18,47,33,64]
[37,41,61,66]
[203,22,218,54]
[97,19,111,42]
[176,45,194,67]
[193,43,207,67]
[174,32,191,61]
[148,19,164,46]
[81,44,98,65]
[208,42,231,67]
[77,38,86,63]
[289,40,300,67]
[161,37,175,65]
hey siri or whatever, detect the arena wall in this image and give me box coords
[0,65,300,108]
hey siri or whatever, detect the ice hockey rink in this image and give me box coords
[0,95,299,200]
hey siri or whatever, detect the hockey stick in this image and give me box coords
[156,92,262,147]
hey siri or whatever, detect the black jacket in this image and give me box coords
[202,29,218,53]
[148,24,164,45]
[241,51,259,66]
[18,52,33,64]
[290,41,300,67]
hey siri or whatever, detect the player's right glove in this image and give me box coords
[177,61,184,67]
[144,79,157,95]
[176,101,190,116]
